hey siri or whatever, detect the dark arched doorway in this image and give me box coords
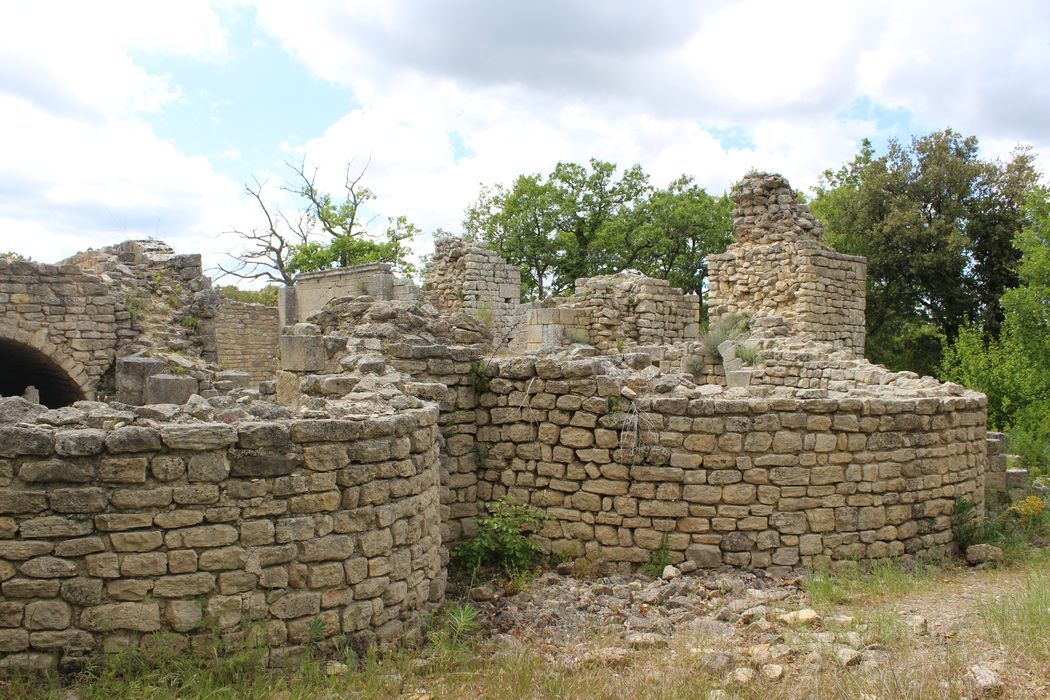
[0,337,86,408]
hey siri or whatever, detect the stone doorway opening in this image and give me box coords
[0,337,85,408]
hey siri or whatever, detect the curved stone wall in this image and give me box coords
[475,357,986,574]
[0,408,443,671]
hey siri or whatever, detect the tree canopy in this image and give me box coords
[810,129,1039,376]
[941,188,1050,470]
[463,159,733,305]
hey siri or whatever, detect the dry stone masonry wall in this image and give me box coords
[0,258,132,405]
[215,301,279,383]
[0,169,1003,671]
[0,400,443,672]
[520,274,700,353]
[278,263,420,328]
[708,173,867,355]
[473,356,986,573]
[424,238,521,340]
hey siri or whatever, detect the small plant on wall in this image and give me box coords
[699,312,751,357]
[452,499,551,577]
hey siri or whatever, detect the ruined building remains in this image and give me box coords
[0,172,1001,671]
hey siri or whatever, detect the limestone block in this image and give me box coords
[144,374,199,405]
[80,602,161,632]
[279,335,324,372]
[116,356,167,405]
[18,460,93,483]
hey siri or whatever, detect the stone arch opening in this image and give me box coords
[0,337,86,408]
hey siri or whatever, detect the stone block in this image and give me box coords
[80,602,161,632]
[144,374,199,405]
[105,426,161,454]
[23,600,71,630]
[18,459,93,483]
[116,355,167,404]
[686,543,722,568]
[279,335,325,372]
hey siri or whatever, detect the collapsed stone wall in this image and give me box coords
[473,355,986,573]
[520,273,700,353]
[0,402,442,672]
[215,301,279,383]
[708,173,867,355]
[424,239,521,340]
[277,297,492,545]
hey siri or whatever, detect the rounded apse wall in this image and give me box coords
[0,337,86,407]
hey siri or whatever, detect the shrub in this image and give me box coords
[216,285,280,307]
[453,500,550,576]
[566,328,589,345]
[953,496,1050,555]
[735,341,763,366]
[698,312,750,356]
[641,530,673,578]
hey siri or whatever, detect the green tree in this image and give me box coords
[463,175,561,300]
[942,188,1050,471]
[812,129,1038,375]
[464,160,733,303]
[219,159,417,285]
[600,176,734,299]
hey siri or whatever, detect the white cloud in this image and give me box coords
[3,0,1049,275]
[0,1,252,267]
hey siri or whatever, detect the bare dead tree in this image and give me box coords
[216,156,408,285]
[215,176,305,285]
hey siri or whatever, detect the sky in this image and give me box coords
[1,0,1049,282]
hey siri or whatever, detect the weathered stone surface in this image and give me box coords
[49,488,106,513]
[187,452,229,482]
[18,516,91,539]
[54,429,106,456]
[152,573,216,598]
[18,557,77,578]
[0,490,48,515]
[100,456,148,483]
[105,426,162,454]
[279,335,325,372]
[0,426,53,457]
[80,602,161,632]
[230,451,300,477]
[145,374,199,405]
[160,424,237,450]
[23,601,71,630]
[18,459,93,483]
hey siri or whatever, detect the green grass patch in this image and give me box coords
[804,557,946,609]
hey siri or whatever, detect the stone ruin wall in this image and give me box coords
[215,301,279,383]
[0,170,1004,671]
[0,258,133,404]
[708,173,867,355]
[520,274,700,353]
[0,407,443,672]
[423,239,521,341]
[468,356,986,573]
[278,263,420,328]
[62,240,219,362]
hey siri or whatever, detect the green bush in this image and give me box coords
[217,285,280,307]
[453,500,550,576]
[641,530,673,578]
[952,496,1050,557]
